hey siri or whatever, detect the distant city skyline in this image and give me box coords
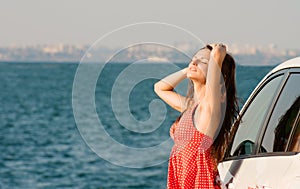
[1,42,299,65]
[1,1,299,49]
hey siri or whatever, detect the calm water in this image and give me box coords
[0,62,274,189]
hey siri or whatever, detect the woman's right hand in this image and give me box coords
[181,67,188,76]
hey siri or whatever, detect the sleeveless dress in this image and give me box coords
[167,104,221,189]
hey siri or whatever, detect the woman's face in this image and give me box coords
[187,48,211,83]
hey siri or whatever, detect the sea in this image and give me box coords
[0,62,275,189]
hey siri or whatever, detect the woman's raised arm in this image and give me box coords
[194,44,227,137]
[205,44,226,106]
[154,68,188,112]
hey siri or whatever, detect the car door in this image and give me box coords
[218,70,300,188]
[255,70,300,188]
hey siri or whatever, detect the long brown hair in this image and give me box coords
[185,45,239,163]
[213,52,239,163]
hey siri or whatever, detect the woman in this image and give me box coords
[154,44,239,188]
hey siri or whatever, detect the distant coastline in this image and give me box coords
[0,43,299,66]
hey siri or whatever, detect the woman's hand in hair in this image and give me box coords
[210,43,227,67]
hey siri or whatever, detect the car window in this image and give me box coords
[288,119,300,152]
[230,75,284,157]
[261,74,300,153]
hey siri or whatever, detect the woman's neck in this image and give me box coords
[193,82,206,104]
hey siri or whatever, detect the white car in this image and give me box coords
[218,57,300,189]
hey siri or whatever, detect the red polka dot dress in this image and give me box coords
[168,104,221,189]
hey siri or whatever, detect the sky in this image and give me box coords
[1,0,299,49]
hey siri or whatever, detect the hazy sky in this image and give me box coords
[1,0,299,49]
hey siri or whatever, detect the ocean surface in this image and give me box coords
[0,62,275,189]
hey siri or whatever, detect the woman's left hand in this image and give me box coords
[210,43,227,65]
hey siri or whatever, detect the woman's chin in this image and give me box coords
[187,74,205,84]
[187,73,198,80]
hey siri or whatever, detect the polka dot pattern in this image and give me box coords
[168,104,221,189]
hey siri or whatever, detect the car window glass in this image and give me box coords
[261,74,300,153]
[289,120,300,152]
[230,75,283,157]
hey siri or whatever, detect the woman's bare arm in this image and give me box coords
[205,44,226,109]
[154,68,188,112]
[194,44,226,137]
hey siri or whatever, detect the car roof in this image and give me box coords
[259,56,300,87]
[269,56,300,75]
[239,56,300,115]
